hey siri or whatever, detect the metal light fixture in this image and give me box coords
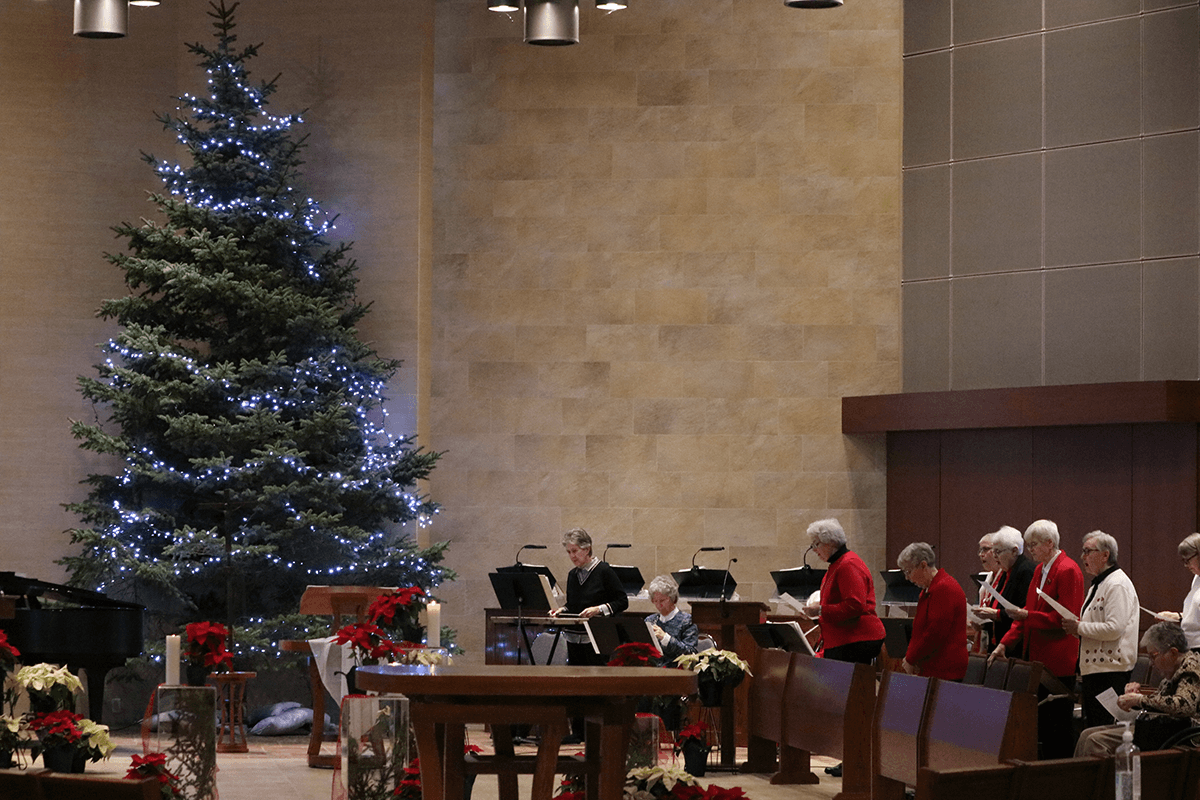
[130,1,162,6]
[524,0,579,46]
[73,0,128,38]
[488,0,520,11]
[596,0,627,9]
[784,0,844,7]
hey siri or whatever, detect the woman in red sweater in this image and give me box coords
[804,518,886,664]
[898,542,968,679]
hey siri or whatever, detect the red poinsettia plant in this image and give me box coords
[674,721,710,753]
[394,744,483,799]
[607,642,662,667]
[27,709,84,750]
[0,630,19,674]
[185,621,234,670]
[126,752,182,799]
[334,622,403,666]
[368,586,427,642]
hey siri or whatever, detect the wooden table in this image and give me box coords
[356,665,696,800]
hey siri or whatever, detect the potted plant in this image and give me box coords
[28,710,85,772]
[673,650,752,706]
[14,663,83,714]
[125,752,183,799]
[673,722,711,777]
[184,621,234,685]
[366,586,428,644]
[607,642,662,667]
[77,717,116,764]
[334,622,401,694]
[0,716,22,769]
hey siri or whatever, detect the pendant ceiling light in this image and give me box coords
[596,0,627,9]
[488,0,520,11]
[784,0,844,7]
[524,0,579,46]
[130,1,162,6]
[74,0,128,38]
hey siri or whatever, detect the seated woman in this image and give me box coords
[645,574,699,664]
[1074,621,1200,756]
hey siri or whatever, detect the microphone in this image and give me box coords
[801,544,815,567]
[721,557,737,601]
[515,543,546,565]
[603,543,631,561]
[692,546,724,569]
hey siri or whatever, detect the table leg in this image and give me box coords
[491,725,520,800]
[597,701,634,800]
[412,714,446,800]
[532,719,566,800]
[443,721,466,800]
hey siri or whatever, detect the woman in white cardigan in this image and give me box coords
[1158,532,1200,650]
[1063,530,1139,729]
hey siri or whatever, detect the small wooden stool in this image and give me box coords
[210,671,256,753]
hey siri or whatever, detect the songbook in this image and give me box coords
[1036,587,1078,622]
[671,568,736,600]
[770,566,825,598]
[879,569,921,604]
[747,621,816,656]
[1141,606,1179,621]
[979,580,1020,613]
[488,571,558,612]
[582,615,656,656]
[778,592,816,617]
[1097,687,1139,723]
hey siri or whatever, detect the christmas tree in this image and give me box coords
[63,0,449,659]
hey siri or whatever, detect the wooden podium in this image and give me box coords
[280,585,394,768]
[689,600,768,770]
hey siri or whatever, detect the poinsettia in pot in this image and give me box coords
[334,622,401,694]
[27,709,115,772]
[184,621,234,686]
[673,650,752,707]
[673,722,711,777]
[366,586,427,644]
[0,716,23,769]
[126,752,183,799]
[15,663,83,714]
[607,642,662,667]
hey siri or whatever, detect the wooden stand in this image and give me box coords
[210,671,256,753]
[688,600,767,770]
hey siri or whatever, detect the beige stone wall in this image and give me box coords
[429,0,901,661]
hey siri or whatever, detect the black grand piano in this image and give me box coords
[0,572,144,721]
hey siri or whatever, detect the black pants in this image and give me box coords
[824,637,884,665]
[1038,677,1077,759]
[1081,670,1131,728]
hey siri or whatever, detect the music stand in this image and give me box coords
[609,565,645,596]
[879,569,921,604]
[770,566,825,599]
[747,622,816,656]
[495,563,558,591]
[489,571,556,664]
[583,616,655,657]
[671,568,736,600]
[881,617,913,660]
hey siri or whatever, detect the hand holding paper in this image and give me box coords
[979,580,1021,612]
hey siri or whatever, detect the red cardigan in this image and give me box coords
[818,548,886,650]
[905,568,968,679]
[999,552,1085,677]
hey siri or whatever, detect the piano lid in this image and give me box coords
[0,572,143,610]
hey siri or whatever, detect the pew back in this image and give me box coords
[873,671,932,788]
[925,679,1037,771]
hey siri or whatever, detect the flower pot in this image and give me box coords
[185,662,211,686]
[681,740,709,777]
[345,666,359,696]
[697,679,724,707]
[41,744,85,773]
[0,748,12,769]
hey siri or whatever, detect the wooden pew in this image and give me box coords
[37,772,161,800]
[742,647,792,778]
[924,679,1037,771]
[962,653,988,685]
[872,671,933,800]
[0,768,42,800]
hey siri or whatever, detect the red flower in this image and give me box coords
[126,752,182,797]
[606,642,661,667]
[0,630,19,667]
[184,621,233,669]
[29,710,84,744]
[368,586,426,627]
[675,721,710,750]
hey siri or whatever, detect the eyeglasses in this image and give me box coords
[978,547,995,554]
[1182,554,1198,565]
[1081,547,1101,555]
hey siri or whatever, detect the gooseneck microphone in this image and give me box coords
[515,543,546,565]
[603,543,631,561]
[692,545,724,569]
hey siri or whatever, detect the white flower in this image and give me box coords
[77,718,116,759]
[14,664,82,694]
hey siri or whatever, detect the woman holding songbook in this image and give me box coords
[990,519,1084,759]
[898,542,968,679]
[973,525,1034,652]
[554,527,629,666]
[645,575,699,664]
[803,518,885,665]
[1156,532,1200,650]
[1062,531,1139,728]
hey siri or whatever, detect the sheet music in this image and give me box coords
[1140,606,1178,621]
[779,591,817,618]
[1035,587,1079,622]
[538,575,562,611]
[784,620,817,656]
[978,580,1020,612]
[1097,687,1139,723]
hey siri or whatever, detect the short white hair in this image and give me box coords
[1083,530,1118,565]
[1025,519,1060,548]
[898,542,937,570]
[991,525,1024,554]
[807,518,847,548]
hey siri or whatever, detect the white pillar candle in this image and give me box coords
[165,634,181,685]
[427,602,441,649]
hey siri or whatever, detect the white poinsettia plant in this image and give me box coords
[393,647,452,667]
[15,663,83,711]
[624,765,698,800]
[673,649,752,683]
[77,718,116,762]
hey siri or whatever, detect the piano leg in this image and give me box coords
[77,665,108,723]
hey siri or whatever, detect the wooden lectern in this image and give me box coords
[280,585,394,768]
[689,600,768,770]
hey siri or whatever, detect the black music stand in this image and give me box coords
[671,568,736,600]
[583,615,654,658]
[609,565,645,596]
[495,563,559,591]
[881,616,913,660]
[489,571,558,664]
[879,569,921,604]
[770,566,825,599]
[747,622,816,656]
